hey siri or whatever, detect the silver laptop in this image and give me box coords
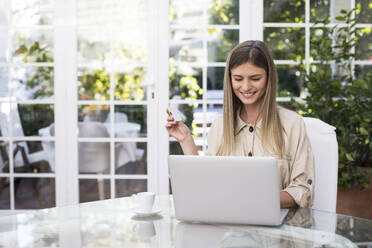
[168,155,289,226]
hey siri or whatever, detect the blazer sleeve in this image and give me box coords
[282,117,315,208]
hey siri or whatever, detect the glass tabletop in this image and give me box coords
[0,195,370,247]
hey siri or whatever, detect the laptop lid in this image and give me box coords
[169,155,285,226]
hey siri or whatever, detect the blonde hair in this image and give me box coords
[216,40,285,158]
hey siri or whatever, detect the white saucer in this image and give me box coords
[133,207,162,217]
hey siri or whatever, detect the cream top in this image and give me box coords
[206,106,315,208]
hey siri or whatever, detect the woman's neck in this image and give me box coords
[240,104,261,125]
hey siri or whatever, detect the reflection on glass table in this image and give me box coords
[0,195,371,247]
[38,119,142,171]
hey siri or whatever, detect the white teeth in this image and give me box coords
[242,92,255,97]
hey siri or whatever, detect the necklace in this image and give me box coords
[243,111,260,157]
[248,121,257,157]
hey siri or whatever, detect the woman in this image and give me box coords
[166,40,314,209]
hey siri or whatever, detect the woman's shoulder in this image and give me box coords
[277,105,304,127]
[210,115,223,127]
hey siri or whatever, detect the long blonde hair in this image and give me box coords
[216,40,285,158]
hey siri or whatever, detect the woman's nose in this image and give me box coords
[241,80,251,91]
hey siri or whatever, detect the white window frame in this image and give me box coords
[0,5,56,213]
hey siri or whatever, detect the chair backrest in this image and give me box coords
[303,117,338,213]
[105,112,128,123]
[0,101,31,166]
[78,122,110,173]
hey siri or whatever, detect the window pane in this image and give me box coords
[12,0,54,25]
[114,68,147,101]
[114,105,147,138]
[111,30,148,65]
[310,0,330,23]
[207,0,239,25]
[17,104,54,136]
[356,28,372,60]
[169,66,203,100]
[0,67,8,98]
[168,103,201,137]
[77,29,110,65]
[169,0,204,26]
[11,140,54,173]
[114,119,142,139]
[78,141,110,175]
[276,65,305,97]
[78,68,110,101]
[78,0,148,27]
[12,29,53,63]
[0,1,10,25]
[170,140,183,155]
[14,177,55,209]
[115,179,147,197]
[264,0,305,23]
[207,66,225,94]
[0,102,9,137]
[310,28,332,61]
[115,142,146,175]
[264,27,305,60]
[78,104,109,123]
[11,66,54,101]
[356,0,372,23]
[79,179,110,203]
[0,30,9,62]
[0,180,10,209]
[207,29,239,62]
[169,29,203,63]
[355,65,372,79]
[77,0,113,26]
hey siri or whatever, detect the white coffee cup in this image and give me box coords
[133,192,155,213]
[132,221,156,237]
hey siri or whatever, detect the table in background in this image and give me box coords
[38,121,142,172]
[0,195,371,247]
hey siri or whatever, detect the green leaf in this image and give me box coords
[29,42,40,54]
[345,153,354,161]
[14,45,27,55]
[359,127,369,135]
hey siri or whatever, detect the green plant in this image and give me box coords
[291,8,372,190]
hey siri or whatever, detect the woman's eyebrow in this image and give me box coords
[231,73,263,77]
[248,73,264,77]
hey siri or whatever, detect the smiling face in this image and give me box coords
[231,62,267,109]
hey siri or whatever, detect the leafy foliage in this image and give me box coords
[291,9,372,189]
[13,42,54,99]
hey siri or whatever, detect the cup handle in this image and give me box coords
[132,193,138,200]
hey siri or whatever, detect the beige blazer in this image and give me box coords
[206,106,315,208]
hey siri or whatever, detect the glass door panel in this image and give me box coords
[77,0,150,203]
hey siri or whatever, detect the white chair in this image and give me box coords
[0,101,49,169]
[303,117,338,213]
[104,112,144,167]
[105,112,128,123]
[78,122,110,200]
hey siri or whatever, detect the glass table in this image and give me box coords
[0,195,371,247]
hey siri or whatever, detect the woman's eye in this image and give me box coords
[234,78,242,81]
[252,78,260,81]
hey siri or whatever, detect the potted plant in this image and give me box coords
[290,8,372,219]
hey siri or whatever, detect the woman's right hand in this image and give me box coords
[165,113,191,143]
